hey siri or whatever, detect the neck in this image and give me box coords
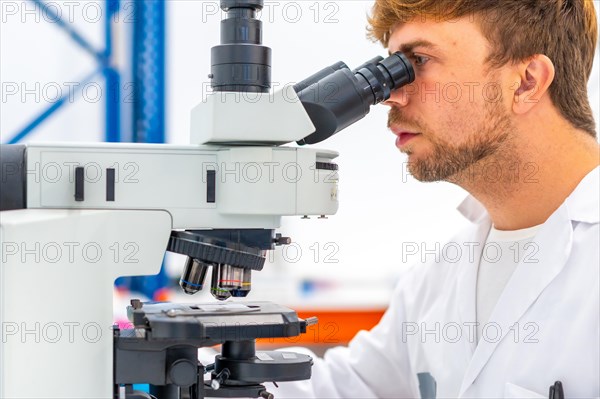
[451,125,599,230]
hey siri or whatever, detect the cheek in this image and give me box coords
[435,99,488,140]
[441,82,463,104]
[411,77,494,135]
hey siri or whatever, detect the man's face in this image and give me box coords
[386,17,517,182]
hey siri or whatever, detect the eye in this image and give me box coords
[411,54,430,67]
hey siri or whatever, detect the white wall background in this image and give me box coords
[2,1,599,308]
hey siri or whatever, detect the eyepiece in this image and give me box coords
[353,52,414,105]
[380,52,415,91]
[295,52,415,145]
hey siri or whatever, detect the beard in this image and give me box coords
[388,100,514,183]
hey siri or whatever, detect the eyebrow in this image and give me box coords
[388,40,440,55]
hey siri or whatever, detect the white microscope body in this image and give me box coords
[0,88,339,398]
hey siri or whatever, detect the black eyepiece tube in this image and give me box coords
[293,61,348,94]
[210,0,272,93]
[296,52,415,145]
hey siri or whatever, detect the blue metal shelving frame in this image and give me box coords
[132,0,165,144]
[6,0,122,144]
[5,0,167,148]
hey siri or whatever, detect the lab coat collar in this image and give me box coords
[563,166,599,224]
[456,165,600,225]
[456,195,488,224]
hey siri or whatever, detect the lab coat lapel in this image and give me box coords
[458,204,574,396]
[456,217,491,356]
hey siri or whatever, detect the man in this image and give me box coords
[273,0,600,397]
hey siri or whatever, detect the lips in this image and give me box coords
[397,132,420,146]
[390,126,421,148]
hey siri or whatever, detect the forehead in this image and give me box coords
[388,17,491,60]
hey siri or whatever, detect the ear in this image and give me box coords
[512,54,555,115]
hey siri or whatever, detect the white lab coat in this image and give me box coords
[272,166,600,399]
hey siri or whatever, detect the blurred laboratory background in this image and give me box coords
[2,0,599,352]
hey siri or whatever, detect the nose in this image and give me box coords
[383,84,412,108]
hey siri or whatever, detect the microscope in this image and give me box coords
[0,1,414,398]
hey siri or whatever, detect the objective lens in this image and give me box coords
[219,264,243,290]
[231,268,252,297]
[210,264,234,300]
[179,257,209,295]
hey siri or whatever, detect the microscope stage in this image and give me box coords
[127,301,309,342]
